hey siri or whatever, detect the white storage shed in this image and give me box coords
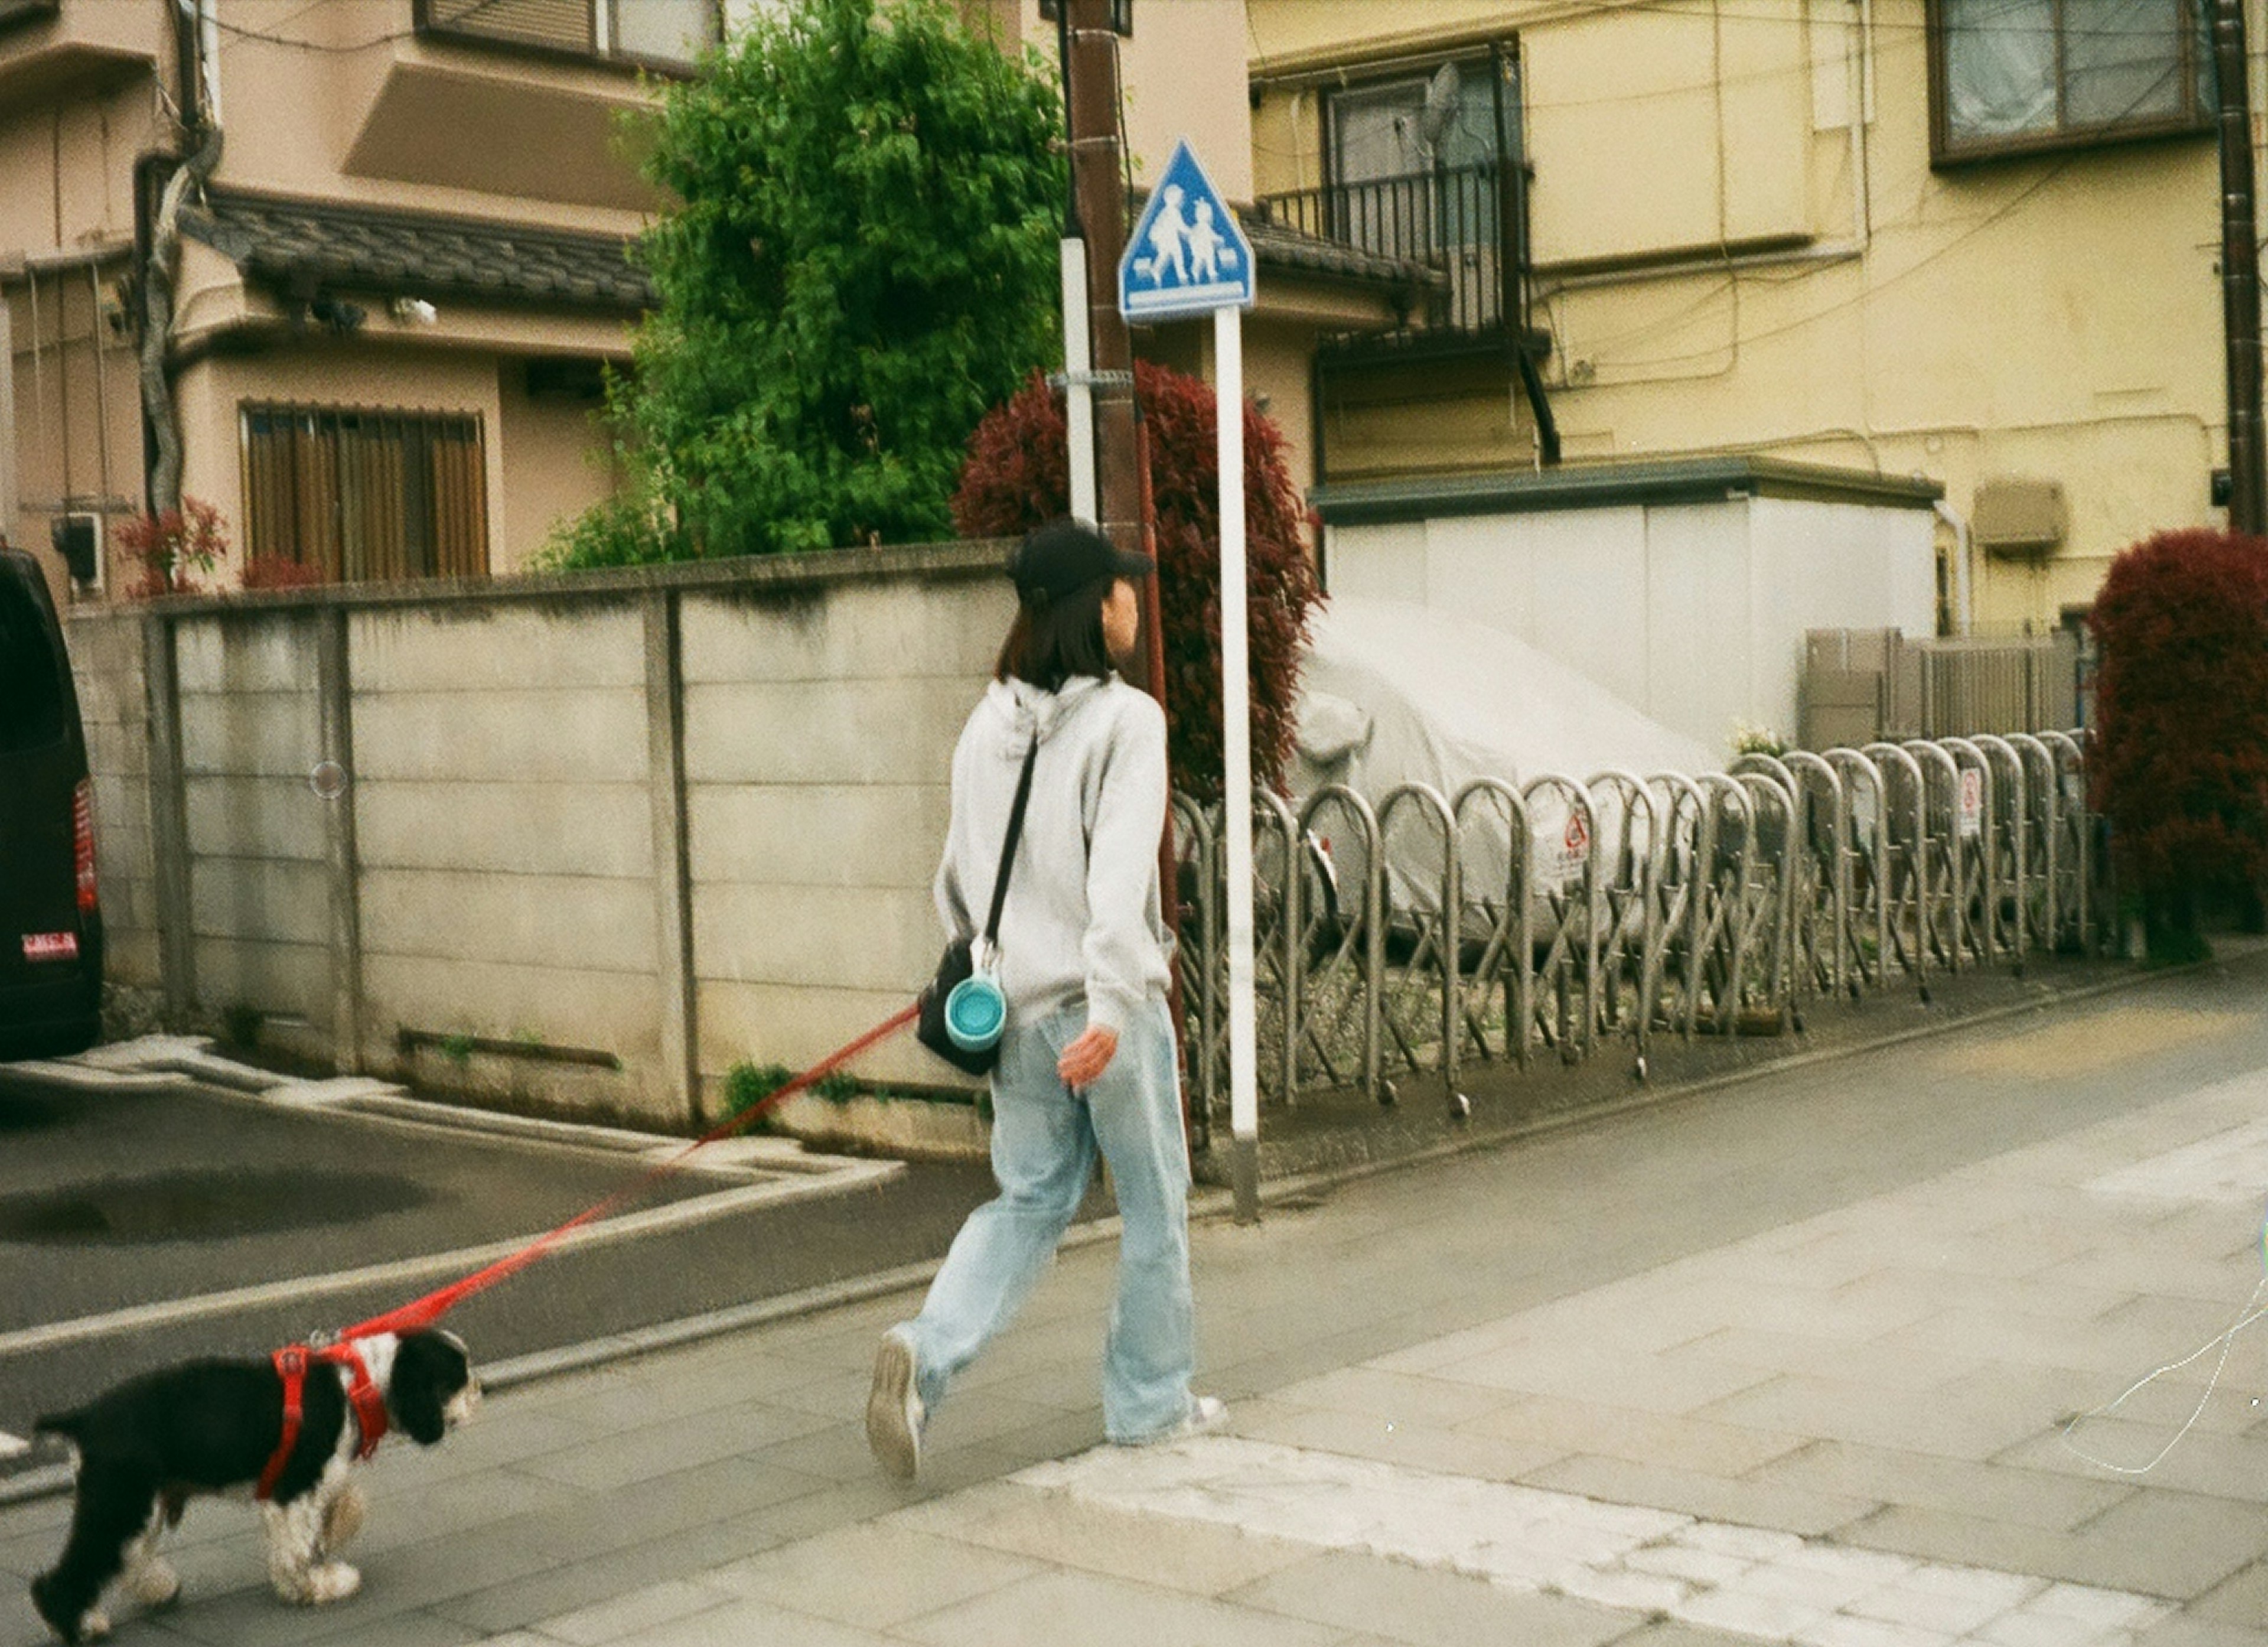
[1312,456,1943,757]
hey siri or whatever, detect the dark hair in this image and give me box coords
[996,575,1115,691]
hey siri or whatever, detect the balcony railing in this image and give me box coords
[1254,160,1528,346]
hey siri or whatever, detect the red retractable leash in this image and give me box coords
[253,1004,921,1495]
[345,1002,920,1339]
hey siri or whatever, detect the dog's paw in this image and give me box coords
[308,1561,361,1604]
[128,1557,181,1610]
[29,1573,95,1645]
[320,1485,366,1553]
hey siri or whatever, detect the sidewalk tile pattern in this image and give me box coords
[1016,1437,2176,1647]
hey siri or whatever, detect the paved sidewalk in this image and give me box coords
[5,958,2268,1647]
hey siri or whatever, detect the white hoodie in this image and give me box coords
[935,673,1172,1036]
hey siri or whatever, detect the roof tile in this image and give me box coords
[181,190,654,313]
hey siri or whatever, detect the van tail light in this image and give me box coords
[74,779,98,914]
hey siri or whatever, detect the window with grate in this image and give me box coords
[1932,0,2215,164]
[240,406,488,583]
[416,0,716,70]
[1312,51,1523,334]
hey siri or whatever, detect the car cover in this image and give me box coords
[1289,597,1719,916]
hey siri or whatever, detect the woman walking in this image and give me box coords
[867,519,1220,1479]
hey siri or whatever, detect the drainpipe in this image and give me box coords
[141,0,223,514]
[1846,0,1870,243]
[1515,347,1560,468]
[1493,41,1557,466]
[1934,497,1972,637]
[197,0,222,127]
[2211,0,2264,534]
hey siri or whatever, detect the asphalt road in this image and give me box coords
[0,1076,1020,1456]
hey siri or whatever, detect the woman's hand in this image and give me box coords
[1058,1024,1119,1090]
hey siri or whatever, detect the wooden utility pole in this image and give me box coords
[2212,0,2264,534]
[1064,0,1143,572]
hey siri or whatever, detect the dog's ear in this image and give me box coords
[388,1332,472,1446]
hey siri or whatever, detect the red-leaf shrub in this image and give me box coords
[240,554,328,592]
[2088,527,2268,951]
[113,497,227,597]
[952,362,1321,802]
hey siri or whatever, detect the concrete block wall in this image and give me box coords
[680,574,1011,1106]
[349,600,671,1117]
[174,611,335,1036]
[74,543,1016,1128]
[62,611,160,989]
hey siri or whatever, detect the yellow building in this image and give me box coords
[1244,0,2241,636]
[0,0,719,601]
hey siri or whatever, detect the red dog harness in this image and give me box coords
[255,1341,389,1502]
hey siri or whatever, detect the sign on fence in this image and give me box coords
[1958,767,1983,839]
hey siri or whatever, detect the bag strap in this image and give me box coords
[982,737,1041,946]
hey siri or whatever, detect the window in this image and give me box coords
[416,0,716,71]
[0,562,67,755]
[1329,61,1507,190]
[240,406,488,583]
[1933,0,2215,164]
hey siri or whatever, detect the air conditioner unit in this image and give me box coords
[51,511,102,590]
[1973,477,2067,559]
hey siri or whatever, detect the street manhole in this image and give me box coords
[0,1168,432,1244]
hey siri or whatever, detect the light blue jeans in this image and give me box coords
[898,996,1196,1443]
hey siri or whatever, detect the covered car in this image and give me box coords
[1288,597,1718,917]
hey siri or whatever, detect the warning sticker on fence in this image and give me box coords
[1536,805,1591,891]
[1958,767,1983,839]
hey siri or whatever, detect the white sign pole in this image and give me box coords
[1061,236,1097,522]
[1216,302,1259,1223]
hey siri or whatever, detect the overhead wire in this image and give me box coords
[211,0,526,54]
[1580,39,2201,373]
[1248,0,2257,115]
[1592,168,2047,371]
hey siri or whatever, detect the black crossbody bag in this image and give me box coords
[917,738,1040,1076]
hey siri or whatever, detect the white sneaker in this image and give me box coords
[865,1333,925,1480]
[1120,1394,1227,1447]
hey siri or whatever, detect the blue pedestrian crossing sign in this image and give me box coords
[1118,139,1255,322]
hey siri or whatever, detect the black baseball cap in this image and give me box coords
[1009,518,1153,604]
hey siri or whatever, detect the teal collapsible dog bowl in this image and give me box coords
[943,974,1007,1053]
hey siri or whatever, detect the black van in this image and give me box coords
[0,544,103,1059]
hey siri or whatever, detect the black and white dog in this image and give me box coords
[28,1329,478,1643]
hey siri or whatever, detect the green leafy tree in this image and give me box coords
[556,0,1065,563]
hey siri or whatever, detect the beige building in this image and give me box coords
[0,0,724,608]
[3,0,1407,615]
[1244,0,2244,636]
